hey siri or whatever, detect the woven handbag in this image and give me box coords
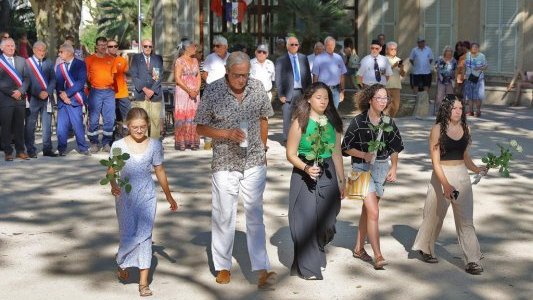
[345,170,372,200]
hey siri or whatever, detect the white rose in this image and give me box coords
[318,115,328,127]
[516,145,523,153]
[510,140,518,148]
[382,115,391,124]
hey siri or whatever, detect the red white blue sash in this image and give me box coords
[0,55,23,87]
[59,62,84,105]
[26,57,48,90]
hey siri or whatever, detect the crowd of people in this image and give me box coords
[0,31,502,296]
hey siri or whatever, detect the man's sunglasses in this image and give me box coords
[143,45,153,48]
[107,45,118,48]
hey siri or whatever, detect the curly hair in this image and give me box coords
[292,82,343,133]
[355,84,391,112]
[435,96,471,155]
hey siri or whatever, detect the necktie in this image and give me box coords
[65,62,70,70]
[292,55,300,82]
[8,57,15,68]
[146,56,150,68]
[38,60,42,69]
[374,58,381,82]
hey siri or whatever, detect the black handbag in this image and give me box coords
[468,74,479,83]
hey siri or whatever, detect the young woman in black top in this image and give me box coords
[413,97,487,275]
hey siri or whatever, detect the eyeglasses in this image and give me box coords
[107,45,118,48]
[229,73,249,80]
[256,50,267,54]
[373,96,390,102]
[214,44,225,48]
[58,51,63,53]
[143,45,153,48]
[289,43,299,47]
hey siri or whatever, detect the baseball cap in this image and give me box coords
[417,36,425,42]
[256,44,268,52]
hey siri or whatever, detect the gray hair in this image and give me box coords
[0,37,15,48]
[213,35,228,46]
[178,38,195,57]
[33,41,47,50]
[286,36,299,46]
[441,45,453,56]
[386,41,398,49]
[314,42,324,50]
[226,51,250,70]
[59,43,75,53]
[324,36,336,45]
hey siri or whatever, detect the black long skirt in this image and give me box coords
[288,157,341,279]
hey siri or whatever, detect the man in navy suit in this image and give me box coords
[129,39,163,138]
[24,41,58,157]
[275,36,312,142]
[55,43,90,156]
[0,37,30,161]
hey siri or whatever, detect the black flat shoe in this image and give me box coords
[419,250,438,263]
[28,153,38,158]
[43,151,58,157]
[465,262,483,275]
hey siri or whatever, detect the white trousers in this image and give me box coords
[211,165,271,271]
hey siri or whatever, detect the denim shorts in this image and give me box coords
[352,160,391,198]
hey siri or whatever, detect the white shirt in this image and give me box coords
[307,54,316,71]
[250,58,275,92]
[204,52,230,84]
[357,54,392,85]
[409,46,434,74]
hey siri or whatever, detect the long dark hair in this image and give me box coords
[435,96,471,154]
[292,82,343,133]
[356,84,390,112]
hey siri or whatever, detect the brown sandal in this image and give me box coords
[353,248,373,262]
[116,267,129,282]
[374,256,388,270]
[139,285,153,297]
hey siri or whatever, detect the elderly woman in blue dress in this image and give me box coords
[463,42,487,117]
[342,84,404,270]
[108,107,178,297]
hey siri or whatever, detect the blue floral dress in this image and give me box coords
[111,138,163,269]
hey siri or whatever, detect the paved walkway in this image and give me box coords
[1,105,532,300]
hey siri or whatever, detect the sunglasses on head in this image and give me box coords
[107,45,118,48]
[143,45,153,48]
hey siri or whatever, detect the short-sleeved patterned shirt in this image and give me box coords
[341,110,404,164]
[194,77,274,172]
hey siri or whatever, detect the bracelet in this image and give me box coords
[303,164,310,173]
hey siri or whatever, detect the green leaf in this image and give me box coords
[481,157,488,163]
[106,173,115,180]
[121,153,130,160]
[100,178,109,185]
[125,184,132,193]
[383,125,393,132]
[99,159,110,167]
[502,169,510,177]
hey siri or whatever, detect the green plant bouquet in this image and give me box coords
[367,115,393,164]
[99,148,132,193]
[472,139,523,184]
[305,115,335,180]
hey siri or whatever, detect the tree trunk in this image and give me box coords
[0,0,12,32]
[29,0,83,57]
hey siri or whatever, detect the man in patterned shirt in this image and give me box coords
[195,51,277,289]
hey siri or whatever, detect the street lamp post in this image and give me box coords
[138,0,142,52]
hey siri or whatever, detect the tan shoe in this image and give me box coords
[374,256,388,270]
[257,270,277,289]
[215,269,231,284]
[138,284,153,297]
[16,153,30,160]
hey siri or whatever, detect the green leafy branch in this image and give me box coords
[367,116,393,153]
[481,139,523,178]
[99,147,132,193]
[304,116,335,164]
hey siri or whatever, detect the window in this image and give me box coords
[422,0,454,56]
[368,0,396,42]
[484,0,519,74]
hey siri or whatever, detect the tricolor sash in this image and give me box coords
[26,57,48,90]
[0,55,23,87]
[59,62,84,105]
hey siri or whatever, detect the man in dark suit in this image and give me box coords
[129,39,163,139]
[275,36,312,141]
[0,38,30,161]
[55,43,90,156]
[24,41,58,157]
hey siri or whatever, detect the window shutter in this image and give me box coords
[423,0,453,56]
[484,0,518,74]
[369,0,396,41]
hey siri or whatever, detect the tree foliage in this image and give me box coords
[273,0,352,53]
[96,0,152,49]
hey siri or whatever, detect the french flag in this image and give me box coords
[212,0,252,24]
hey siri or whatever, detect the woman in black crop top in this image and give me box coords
[413,97,487,275]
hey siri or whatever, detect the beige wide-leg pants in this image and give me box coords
[413,164,482,264]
